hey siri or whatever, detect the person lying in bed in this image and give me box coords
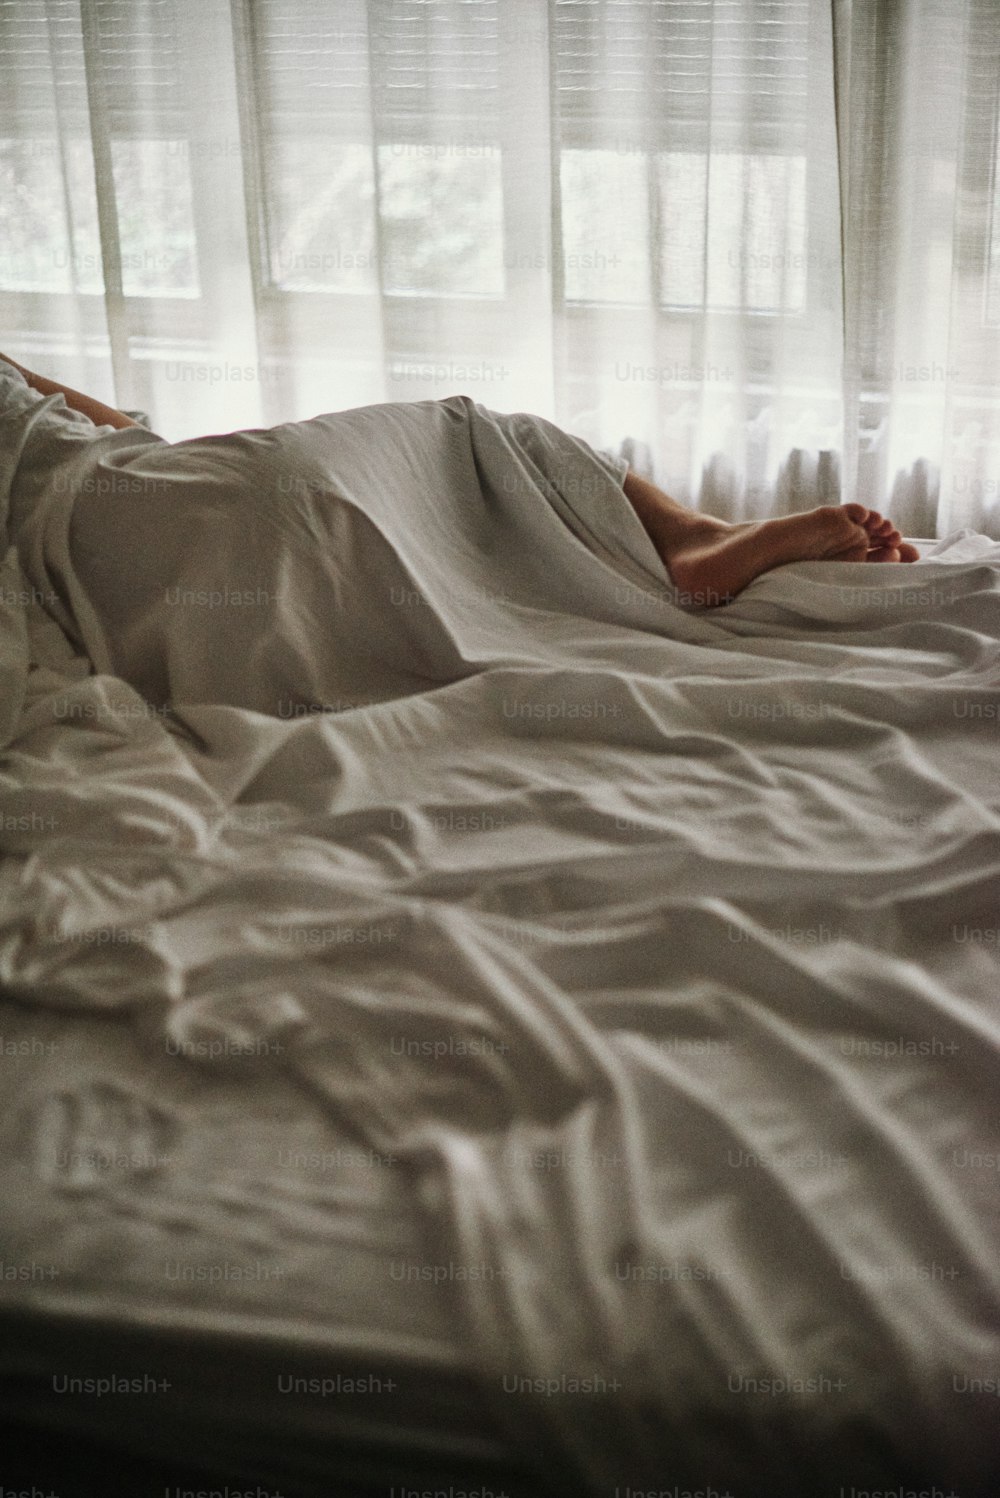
[0,352,920,716]
[0,353,919,596]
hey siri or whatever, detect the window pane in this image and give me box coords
[657,151,708,308]
[0,137,102,294]
[265,140,378,291]
[560,148,649,303]
[377,142,503,296]
[110,138,200,298]
[657,150,807,313]
[264,140,503,297]
[704,153,807,313]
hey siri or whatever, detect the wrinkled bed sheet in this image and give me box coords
[1,375,999,1495]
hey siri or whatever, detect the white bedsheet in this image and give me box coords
[1,383,998,1495]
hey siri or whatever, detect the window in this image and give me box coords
[559,146,807,312]
[0,0,202,302]
[553,0,811,314]
[245,0,504,300]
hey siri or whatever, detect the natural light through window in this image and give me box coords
[377,143,503,297]
[0,136,199,298]
[561,147,807,312]
[0,138,103,294]
[560,149,650,304]
[265,140,504,297]
[266,140,378,291]
[110,140,200,298]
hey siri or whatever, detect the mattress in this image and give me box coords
[1,382,999,1496]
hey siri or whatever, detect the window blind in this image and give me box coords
[0,0,188,133]
[248,0,501,140]
[0,0,84,128]
[552,0,811,148]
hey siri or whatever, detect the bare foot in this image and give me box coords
[655,504,920,606]
[860,512,920,564]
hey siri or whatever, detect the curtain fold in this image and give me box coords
[835,0,1000,537]
[2,0,999,535]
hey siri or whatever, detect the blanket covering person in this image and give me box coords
[0,360,708,715]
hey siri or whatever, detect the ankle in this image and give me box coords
[656,512,730,558]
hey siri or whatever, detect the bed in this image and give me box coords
[1,370,998,1497]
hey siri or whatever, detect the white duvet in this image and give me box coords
[1,368,999,1495]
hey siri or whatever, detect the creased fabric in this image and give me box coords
[0,390,998,1495]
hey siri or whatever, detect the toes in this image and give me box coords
[865,546,902,564]
[841,506,906,548]
[854,509,908,548]
[821,508,871,550]
[898,542,920,562]
[829,540,871,563]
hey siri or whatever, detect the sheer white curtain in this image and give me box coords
[836,0,1000,538]
[2,0,999,535]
